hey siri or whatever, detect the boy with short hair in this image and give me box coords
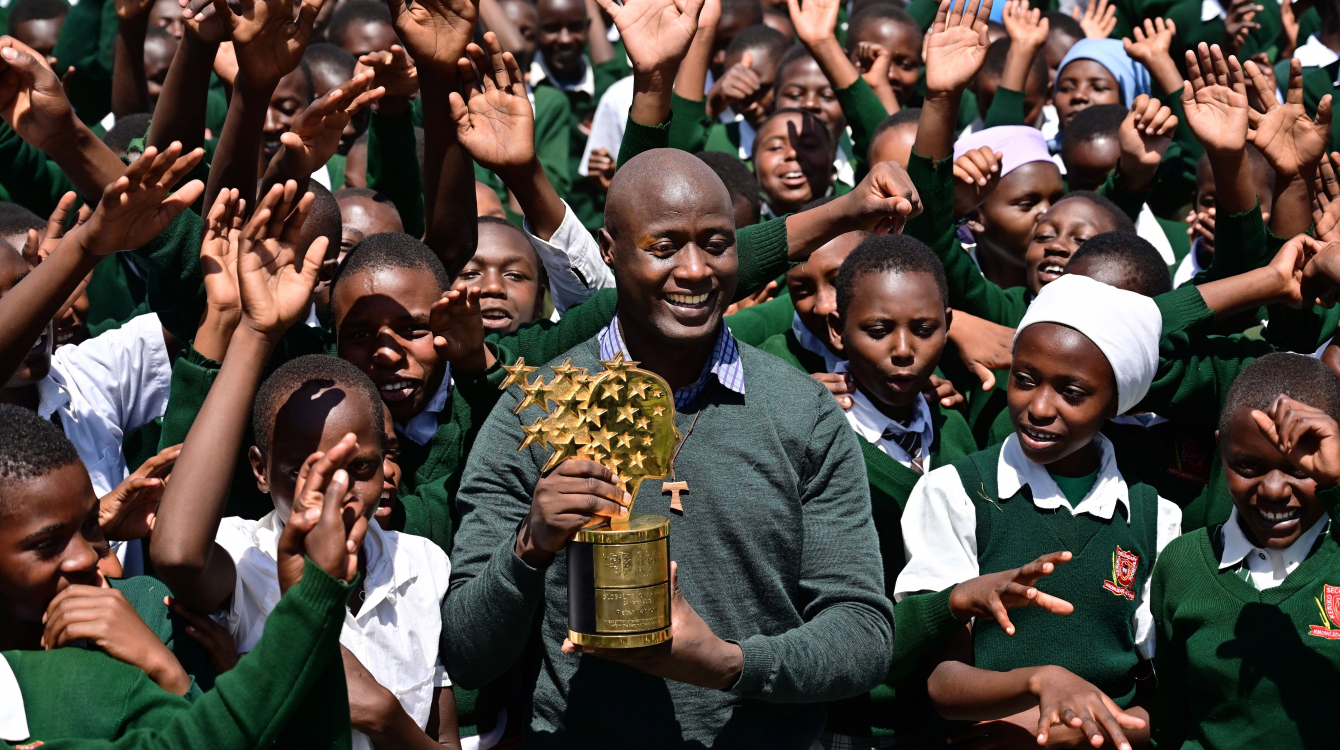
[844,4,924,108]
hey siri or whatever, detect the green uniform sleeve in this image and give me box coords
[904,151,1029,327]
[0,121,81,217]
[725,290,795,346]
[532,87,574,200]
[157,345,220,451]
[366,108,426,238]
[1190,201,1269,285]
[37,560,355,750]
[886,587,962,682]
[668,93,713,154]
[1149,551,1191,750]
[834,77,890,179]
[616,114,671,169]
[981,86,1027,129]
[52,0,114,123]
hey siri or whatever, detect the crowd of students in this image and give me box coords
[0,0,1337,745]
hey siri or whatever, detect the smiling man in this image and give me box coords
[443,148,894,749]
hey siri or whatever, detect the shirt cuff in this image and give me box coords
[1153,283,1213,337]
[727,634,777,696]
[524,200,614,312]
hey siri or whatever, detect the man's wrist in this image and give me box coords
[710,640,745,690]
[515,522,554,567]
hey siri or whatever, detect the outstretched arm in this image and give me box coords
[110,0,154,117]
[913,0,992,162]
[1246,57,1332,241]
[145,4,232,154]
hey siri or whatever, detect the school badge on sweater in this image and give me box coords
[1309,585,1340,640]
[501,353,680,649]
[1103,546,1139,601]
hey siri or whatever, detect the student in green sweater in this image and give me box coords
[0,399,368,750]
[1150,353,1340,750]
[899,274,1184,750]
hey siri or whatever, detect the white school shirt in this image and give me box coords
[578,75,635,177]
[836,360,935,472]
[530,54,595,97]
[522,199,618,314]
[791,312,842,373]
[1296,35,1340,81]
[37,313,172,497]
[0,656,28,745]
[215,511,451,750]
[1173,238,1207,289]
[1220,507,1331,590]
[894,433,1183,657]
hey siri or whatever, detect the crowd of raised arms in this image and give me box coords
[5,0,1340,745]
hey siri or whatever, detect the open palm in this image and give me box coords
[237,184,326,338]
[1002,0,1048,51]
[924,0,992,94]
[0,39,75,153]
[280,70,383,175]
[223,0,321,89]
[596,0,704,75]
[450,34,535,171]
[387,0,478,72]
[1180,44,1249,154]
[1247,58,1331,177]
[788,0,839,47]
[84,144,206,255]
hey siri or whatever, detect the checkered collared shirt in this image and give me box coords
[596,314,745,409]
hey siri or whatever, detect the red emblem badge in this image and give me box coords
[1309,585,1340,639]
[1102,546,1139,600]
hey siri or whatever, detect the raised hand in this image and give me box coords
[275,69,384,177]
[216,0,324,90]
[430,280,493,371]
[44,585,192,695]
[448,32,535,175]
[952,145,1001,218]
[1118,94,1177,190]
[98,444,182,541]
[706,51,763,119]
[1121,17,1174,68]
[20,191,81,267]
[923,0,993,96]
[1002,0,1049,53]
[235,181,327,341]
[386,0,478,74]
[1071,0,1115,39]
[788,0,840,48]
[357,45,420,99]
[1223,0,1264,57]
[1246,57,1332,178]
[1180,43,1250,155]
[838,160,922,235]
[855,42,898,112]
[1252,394,1340,486]
[948,551,1074,636]
[1313,152,1340,242]
[200,188,246,317]
[80,143,206,256]
[0,37,77,153]
[595,0,705,77]
[276,433,368,591]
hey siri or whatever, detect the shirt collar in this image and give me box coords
[530,53,595,96]
[0,656,28,743]
[598,314,745,408]
[395,366,452,445]
[1219,506,1331,570]
[1202,0,1226,21]
[836,361,935,461]
[1296,35,1340,78]
[834,141,855,187]
[998,432,1131,522]
[791,312,842,372]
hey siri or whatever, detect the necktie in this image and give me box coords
[882,423,923,474]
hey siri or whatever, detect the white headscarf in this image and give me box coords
[1013,274,1162,415]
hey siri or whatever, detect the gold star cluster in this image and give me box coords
[500,353,681,505]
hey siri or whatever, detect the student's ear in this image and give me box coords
[598,229,616,268]
[249,446,270,493]
[944,306,953,333]
[826,310,846,356]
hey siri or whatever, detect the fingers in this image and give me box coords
[1243,58,1278,111]
[968,361,997,391]
[45,191,77,242]
[1017,550,1073,584]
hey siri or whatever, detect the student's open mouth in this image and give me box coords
[480,307,515,328]
[779,171,808,189]
[666,292,713,309]
[1018,424,1062,449]
[1253,505,1302,532]
[261,134,283,156]
[377,378,421,403]
[26,330,47,357]
[886,373,918,393]
[1037,262,1066,284]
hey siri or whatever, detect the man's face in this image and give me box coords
[787,231,861,347]
[458,222,545,333]
[537,0,588,77]
[337,195,405,259]
[250,385,385,522]
[336,19,400,59]
[0,463,105,629]
[600,165,739,350]
[263,69,312,161]
[11,18,64,60]
[334,265,447,423]
[0,245,52,388]
[149,0,184,38]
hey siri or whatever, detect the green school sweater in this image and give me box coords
[951,443,1160,707]
[533,86,574,202]
[724,289,794,346]
[108,575,219,698]
[827,408,977,741]
[0,120,81,219]
[86,254,150,337]
[366,106,425,239]
[759,327,828,374]
[51,0,116,124]
[1151,493,1340,750]
[3,558,354,750]
[1167,0,1282,71]
[443,337,893,748]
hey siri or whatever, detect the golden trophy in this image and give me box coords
[501,353,680,648]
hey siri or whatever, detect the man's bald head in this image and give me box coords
[604,148,735,243]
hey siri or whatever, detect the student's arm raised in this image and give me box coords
[996,0,1047,108]
[789,0,859,91]
[151,183,327,614]
[145,0,231,154]
[260,69,384,200]
[914,0,992,162]
[1246,57,1332,240]
[1180,45,1254,217]
[596,0,705,130]
[110,0,154,118]
[0,144,204,388]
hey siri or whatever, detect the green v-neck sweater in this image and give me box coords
[2,559,354,750]
[443,336,893,749]
[1152,488,1340,750]
[951,443,1160,707]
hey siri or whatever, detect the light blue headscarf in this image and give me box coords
[1055,38,1151,107]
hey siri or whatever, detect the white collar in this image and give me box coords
[1295,35,1340,80]
[0,656,28,743]
[395,366,453,445]
[834,141,855,187]
[1108,412,1169,428]
[530,53,595,96]
[791,312,842,372]
[837,360,936,467]
[721,108,757,158]
[1220,506,1331,570]
[997,432,1132,522]
[1202,0,1226,21]
[254,510,412,617]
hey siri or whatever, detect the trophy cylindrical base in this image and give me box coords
[567,514,671,649]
